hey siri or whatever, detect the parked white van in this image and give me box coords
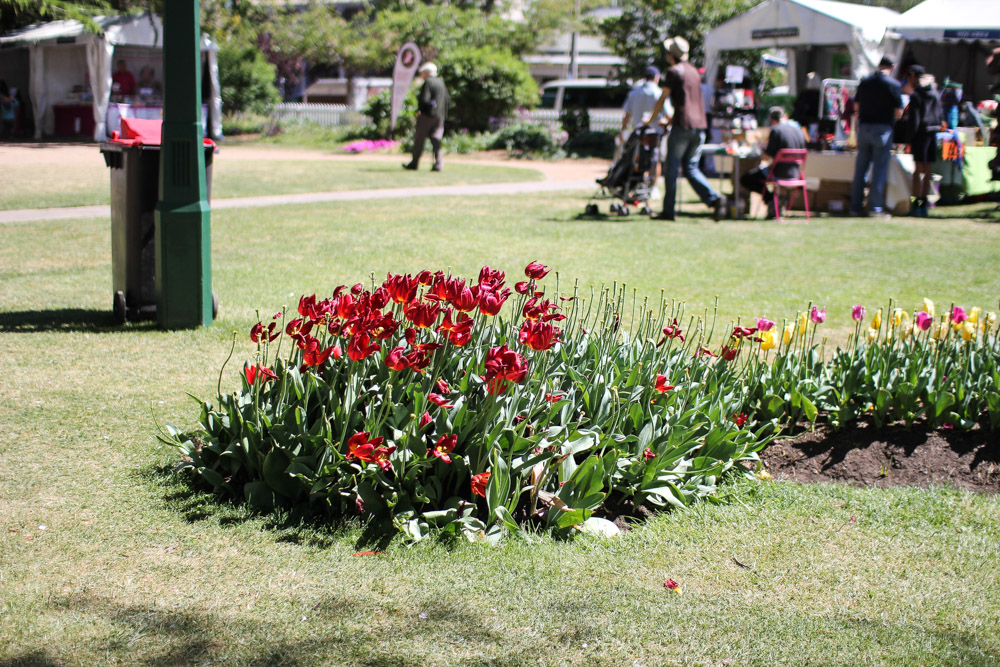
[539,78,629,113]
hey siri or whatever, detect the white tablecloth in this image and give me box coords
[106,103,209,138]
[804,151,914,215]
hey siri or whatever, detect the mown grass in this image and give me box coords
[1,190,999,665]
[0,149,539,210]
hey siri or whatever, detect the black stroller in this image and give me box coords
[586,125,660,217]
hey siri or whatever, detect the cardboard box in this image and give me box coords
[812,179,853,213]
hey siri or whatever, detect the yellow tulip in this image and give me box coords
[961,321,976,341]
[760,329,777,351]
[932,322,948,341]
[922,298,935,317]
[797,311,808,335]
[890,308,908,326]
[987,312,997,326]
[899,323,913,340]
[865,327,877,342]
[782,323,794,345]
[968,306,981,324]
[870,308,882,330]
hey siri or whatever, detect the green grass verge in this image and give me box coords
[0,151,540,210]
[1,191,999,665]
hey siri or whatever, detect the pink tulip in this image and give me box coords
[810,306,826,324]
[915,311,933,331]
[951,306,967,324]
[851,305,866,321]
[755,318,775,331]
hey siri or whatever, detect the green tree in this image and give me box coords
[217,39,281,114]
[437,46,538,133]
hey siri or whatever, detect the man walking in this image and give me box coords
[849,56,903,217]
[403,63,450,172]
[621,66,666,131]
[740,106,807,219]
[646,36,725,221]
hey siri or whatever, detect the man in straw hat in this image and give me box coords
[403,62,450,172]
[646,35,726,221]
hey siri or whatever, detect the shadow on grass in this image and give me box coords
[141,464,390,552]
[1,589,515,666]
[0,309,155,334]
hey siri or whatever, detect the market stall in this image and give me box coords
[703,0,900,97]
[0,14,222,141]
[888,0,1000,200]
[888,0,1000,104]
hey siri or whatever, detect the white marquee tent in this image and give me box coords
[0,14,222,140]
[703,0,899,94]
[889,0,1000,102]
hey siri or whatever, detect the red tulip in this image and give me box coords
[416,270,434,286]
[524,262,550,280]
[643,448,657,460]
[720,345,739,361]
[244,364,277,385]
[484,344,529,384]
[518,319,561,351]
[302,339,336,367]
[385,345,408,371]
[436,379,450,393]
[428,434,458,463]
[250,321,280,343]
[731,326,757,339]
[514,281,533,295]
[654,375,674,392]
[451,283,478,313]
[545,392,563,402]
[427,393,454,409]
[733,413,748,427]
[696,347,718,358]
[657,319,685,345]
[372,444,396,472]
[479,287,511,317]
[346,431,384,464]
[347,331,380,362]
[383,273,419,304]
[419,411,433,429]
[471,472,491,497]
[404,299,441,329]
[478,265,506,292]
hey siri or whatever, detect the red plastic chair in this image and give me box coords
[765,148,809,221]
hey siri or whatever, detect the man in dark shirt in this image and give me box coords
[403,63,450,172]
[849,56,903,217]
[740,106,807,218]
[646,36,725,221]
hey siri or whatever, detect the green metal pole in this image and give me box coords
[155,0,213,329]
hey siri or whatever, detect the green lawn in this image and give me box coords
[2,190,999,665]
[0,150,540,210]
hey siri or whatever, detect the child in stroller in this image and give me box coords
[587,125,660,216]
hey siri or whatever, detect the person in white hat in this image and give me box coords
[403,62,450,172]
[646,36,726,221]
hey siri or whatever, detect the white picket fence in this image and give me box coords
[269,102,625,133]
[271,103,367,127]
[518,109,624,132]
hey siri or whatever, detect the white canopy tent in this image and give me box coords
[889,0,1000,102]
[0,14,222,140]
[703,0,899,95]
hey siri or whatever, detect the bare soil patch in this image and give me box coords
[761,423,1000,492]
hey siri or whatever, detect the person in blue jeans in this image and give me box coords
[645,36,725,221]
[850,56,903,218]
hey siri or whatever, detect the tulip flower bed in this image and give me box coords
[166,263,1000,543]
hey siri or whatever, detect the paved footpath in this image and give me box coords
[0,144,608,224]
[0,178,597,224]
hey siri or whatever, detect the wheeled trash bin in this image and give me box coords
[100,117,217,323]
